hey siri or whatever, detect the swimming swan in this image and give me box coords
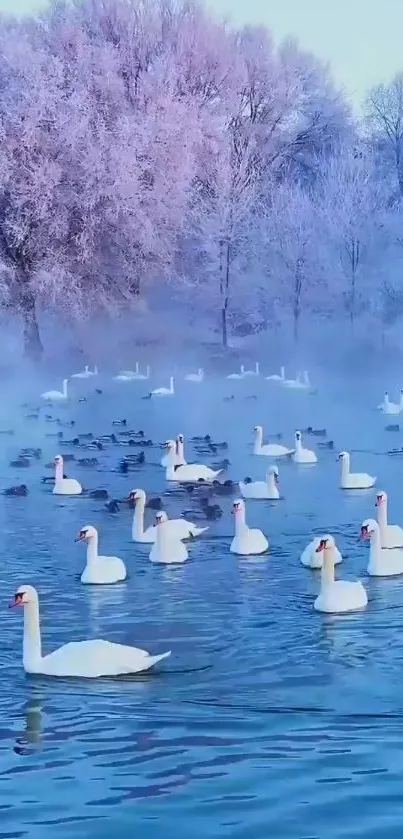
[10,585,170,677]
[164,442,221,482]
[243,362,260,376]
[71,365,94,379]
[230,498,269,555]
[292,430,317,464]
[129,489,207,542]
[253,425,293,457]
[266,366,285,382]
[300,534,342,569]
[378,391,403,415]
[360,518,403,576]
[313,538,367,613]
[76,525,127,584]
[339,451,376,489]
[149,513,189,564]
[226,366,245,380]
[41,379,68,402]
[160,438,185,467]
[376,490,403,548]
[53,455,82,495]
[151,376,174,396]
[239,465,280,499]
[185,369,204,382]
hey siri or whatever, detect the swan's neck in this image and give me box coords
[169,377,174,392]
[369,527,382,563]
[23,602,42,670]
[166,464,176,480]
[280,366,285,379]
[55,460,63,484]
[400,394,403,407]
[133,500,145,536]
[321,551,335,588]
[86,534,99,565]
[254,430,263,453]
[341,457,350,481]
[255,362,259,374]
[267,474,276,493]
[295,437,302,453]
[145,366,150,379]
[377,502,388,534]
[177,440,184,460]
[135,361,139,373]
[62,380,68,396]
[235,511,247,536]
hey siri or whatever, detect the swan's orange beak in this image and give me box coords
[9,593,24,608]
[315,539,327,553]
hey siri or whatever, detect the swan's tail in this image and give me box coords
[192,526,209,536]
[149,650,171,666]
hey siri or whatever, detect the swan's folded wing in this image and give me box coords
[45,640,168,677]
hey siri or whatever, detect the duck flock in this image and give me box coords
[4,360,402,680]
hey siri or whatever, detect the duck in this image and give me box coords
[253,425,293,457]
[77,457,99,466]
[53,455,82,495]
[185,368,204,382]
[10,457,31,468]
[149,513,189,564]
[112,419,127,427]
[4,484,28,497]
[129,489,208,542]
[71,365,93,379]
[266,366,285,382]
[200,498,222,519]
[239,465,280,500]
[230,499,268,555]
[105,500,120,513]
[303,427,327,437]
[375,490,403,548]
[339,451,376,489]
[360,518,403,576]
[314,538,367,613]
[243,362,260,377]
[151,377,174,396]
[385,424,400,432]
[319,440,334,449]
[76,526,127,584]
[41,379,68,402]
[300,535,342,569]
[378,391,403,415]
[292,431,317,464]
[10,585,170,677]
[226,366,245,380]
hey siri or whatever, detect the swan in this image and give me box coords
[10,585,170,677]
[239,465,280,500]
[378,391,403,415]
[243,362,260,377]
[53,455,82,495]
[230,498,268,555]
[165,453,222,483]
[131,365,150,380]
[151,377,174,396]
[283,372,303,388]
[339,451,376,489]
[113,371,137,382]
[129,489,208,542]
[266,366,285,382]
[41,379,68,402]
[292,430,317,464]
[253,425,293,457]
[360,518,403,576]
[175,434,187,466]
[72,365,92,379]
[300,534,342,569]
[118,362,139,377]
[161,439,180,467]
[376,490,403,548]
[314,538,367,613]
[149,513,189,564]
[226,366,245,380]
[76,526,127,584]
[185,368,204,382]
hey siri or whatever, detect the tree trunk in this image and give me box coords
[219,239,231,348]
[221,305,228,348]
[293,257,303,344]
[20,288,43,361]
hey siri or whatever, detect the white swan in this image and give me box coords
[72,365,92,379]
[53,455,82,495]
[10,585,170,677]
[151,377,174,396]
[226,365,245,380]
[185,368,204,382]
[313,538,367,613]
[376,490,403,548]
[161,439,180,468]
[361,518,403,576]
[149,513,189,564]
[292,430,317,464]
[300,534,342,569]
[113,371,137,381]
[378,391,403,415]
[339,451,376,489]
[76,526,127,584]
[253,425,293,457]
[243,362,260,376]
[41,379,68,402]
[283,372,303,388]
[239,465,280,500]
[230,499,268,555]
[266,366,285,382]
[129,489,207,542]
[131,365,150,380]
[119,362,139,377]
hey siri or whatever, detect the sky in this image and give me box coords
[0,0,401,108]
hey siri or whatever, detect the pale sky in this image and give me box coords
[0,0,401,107]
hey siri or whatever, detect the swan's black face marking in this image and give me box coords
[233,501,242,512]
[360,525,370,541]
[295,432,301,441]
[155,513,164,524]
[75,529,89,542]
[315,538,328,553]
[10,592,25,608]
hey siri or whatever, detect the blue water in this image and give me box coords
[1,369,403,838]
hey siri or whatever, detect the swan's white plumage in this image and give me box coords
[230,499,268,555]
[376,490,403,548]
[77,526,127,584]
[53,455,82,496]
[130,490,207,542]
[239,466,280,500]
[253,425,293,457]
[314,539,367,613]
[339,451,375,489]
[361,518,403,576]
[300,535,342,569]
[292,431,317,464]
[41,379,68,401]
[149,515,189,564]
